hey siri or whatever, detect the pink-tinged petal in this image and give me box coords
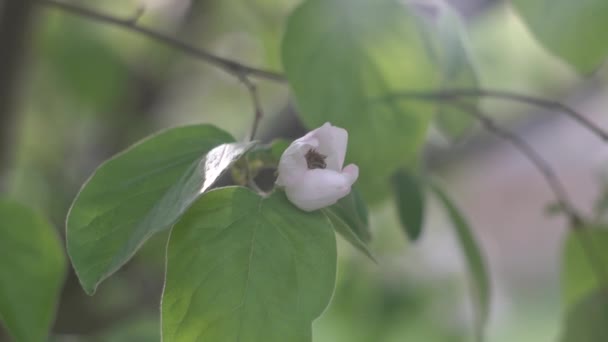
[312,122,348,171]
[284,168,354,211]
[342,164,359,184]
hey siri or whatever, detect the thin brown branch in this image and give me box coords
[452,101,580,220]
[240,77,264,141]
[33,0,286,83]
[383,89,608,143]
[452,101,608,287]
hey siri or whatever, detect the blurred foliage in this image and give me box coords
[0,199,66,342]
[559,290,608,342]
[393,169,426,242]
[512,0,608,73]
[1,0,608,341]
[431,181,490,340]
[561,228,608,309]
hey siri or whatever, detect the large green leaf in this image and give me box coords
[560,289,608,342]
[67,125,253,294]
[282,0,440,200]
[162,187,337,342]
[512,0,608,73]
[0,199,66,342]
[431,183,490,340]
[562,227,608,308]
[393,169,425,242]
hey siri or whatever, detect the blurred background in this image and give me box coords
[1,0,607,341]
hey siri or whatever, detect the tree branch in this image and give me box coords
[34,1,608,146]
[451,101,608,287]
[33,0,286,83]
[240,77,264,141]
[452,101,581,221]
[384,89,608,143]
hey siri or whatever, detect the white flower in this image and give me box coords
[276,122,359,211]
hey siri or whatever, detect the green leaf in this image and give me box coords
[323,208,375,262]
[392,169,425,242]
[512,0,608,73]
[0,199,66,342]
[327,189,371,243]
[67,125,253,294]
[270,139,291,161]
[560,289,608,342]
[427,2,479,139]
[162,187,337,342]
[430,182,490,339]
[562,227,608,308]
[323,188,374,261]
[282,0,440,200]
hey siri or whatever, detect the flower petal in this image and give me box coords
[311,122,348,171]
[275,139,318,186]
[342,164,359,183]
[284,168,356,211]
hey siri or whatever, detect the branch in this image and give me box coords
[33,1,608,146]
[451,101,608,287]
[240,77,264,141]
[383,89,608,143]
[33,0,286,83]
[452,101,581,221]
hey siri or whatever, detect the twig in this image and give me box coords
[451,101,608,287]
[240,77,263,141]
[453,101,580,219]
[33,0,286,83]
[383,89,608,143]
[34,1,608,146]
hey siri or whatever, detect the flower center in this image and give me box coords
[305,149,327,169]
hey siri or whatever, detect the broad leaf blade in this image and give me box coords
[393,169,425,241]
[323,208,375,262]
[0,199,66,342]
[67,125,250,294]
[512,0,608,73]
[560,290,608,342]
[431,183,490,339]
[282,0,440,200]
[162,187,337,342]
[562,227,608,308]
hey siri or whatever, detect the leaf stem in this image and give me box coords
[240,77,264,141]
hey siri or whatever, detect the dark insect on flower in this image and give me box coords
[305,149,327,169]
